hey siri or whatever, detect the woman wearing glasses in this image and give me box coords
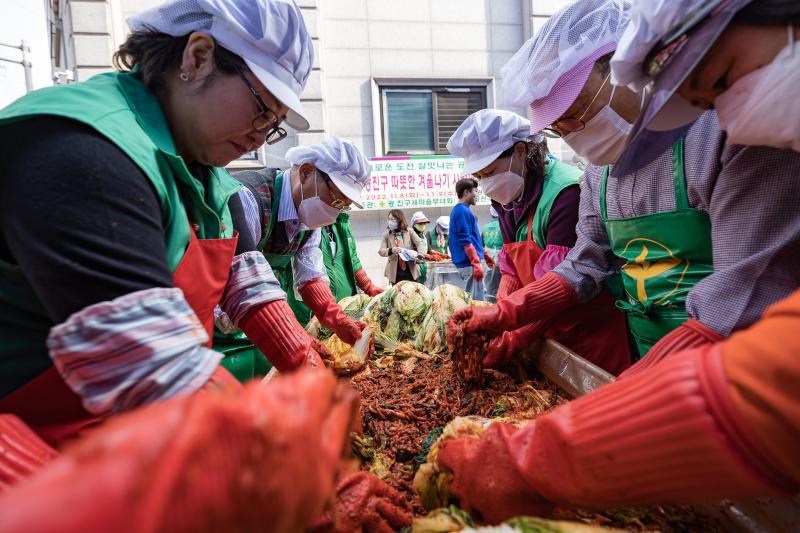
[450,0,800,373]
[0,0,330,442]
[447,109,630,375]
[423,0,800,523]
[225,138,375,355]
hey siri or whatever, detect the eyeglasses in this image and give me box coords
[320,175,352,212]
[643,0,724,78]
[543,73,611,138]
[235,69,288,145]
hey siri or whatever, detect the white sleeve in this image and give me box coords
[292,229,329,298]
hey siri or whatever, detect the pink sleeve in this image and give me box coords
[533,244,570,280]
[498,247,518,278]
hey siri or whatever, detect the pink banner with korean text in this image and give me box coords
[363,155,491,211]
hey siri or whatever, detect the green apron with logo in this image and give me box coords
[291,213,360,325]
[600,138,713,359]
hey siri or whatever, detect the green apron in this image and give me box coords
[291,213,360,324]
[428,229,449,254]
[414,229,428,284]
[600,138,713,359]
[262,172,312,324]
[217,171,306,380]
[0,70,240,393]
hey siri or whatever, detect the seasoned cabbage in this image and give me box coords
[415,296,469,354]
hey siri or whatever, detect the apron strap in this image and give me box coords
[672,137,689,210]
[526,209,535,243]
[599,165,610,220]
[261,171,283,248]
[615,298,657,318]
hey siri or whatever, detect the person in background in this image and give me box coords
[215,138,371,380]
[481,206,503,302]
[289,211,383,325]
[451,0,800,373]
[429,0,800,524]
[447,108,630,374]
[427,216,450,255]
[379,210,427,285]
[449,179,494,301]
[409,211,431,284]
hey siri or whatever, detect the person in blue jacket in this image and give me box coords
[449,178,495,300]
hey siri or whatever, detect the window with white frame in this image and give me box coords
[379,85,487,155]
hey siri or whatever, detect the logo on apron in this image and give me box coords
[620,238,690,304]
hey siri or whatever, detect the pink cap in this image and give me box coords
[529,42,617,134]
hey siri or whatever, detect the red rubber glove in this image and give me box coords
[0,370,360,533]
[300,279,365,345]
[312,472,413,533]
[496,274,523,300]
[448,272,576,337]
[0,415,59,492]
[203,365,244,394]
[437,343,794,524]
[484,253,496,270]
[483,320,549,369]
[618,318,723,380]
[354,269,383,297]
[240,299,327,372]
[463,244,484,282]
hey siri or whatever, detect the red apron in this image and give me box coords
[503,211,631,375]
[0,225,238,446]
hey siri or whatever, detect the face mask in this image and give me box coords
[563,85,633,166]
[480,152,525,205]
[414,223,425,232]
[716,28,800,152]
[388,219,399,230]
[297,170,340,230]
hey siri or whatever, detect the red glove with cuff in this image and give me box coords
[0,415,59,492]
[496,274,523,300]
[484,254,496,270]
[484,320,549,369]
[240,299,326,372]
[619,318,723,380]
[437,342,794,524]
[354,269,383,297]
[448,272,576,336]
[300,279,365,345]
[464,244,484,282]
[311,472,413,533]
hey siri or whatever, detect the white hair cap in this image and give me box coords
[285,138,371,209]
[500,0,631,133]
[128,0,313,130]
[447,109,530,175]
[436,216,450,232]
[611,0,736,90]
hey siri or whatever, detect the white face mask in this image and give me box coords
[388,219,399,230]
[563,84,633,166]
[480,152,525,206]
[297,170,340,230]
[715,28,800,152]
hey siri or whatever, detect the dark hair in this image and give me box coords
[388,209,408,232]
[735,0,800,24]
[592,51,614,76]
[113,29,246,93]
[497,137,549,184]
[456,177,478,199]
